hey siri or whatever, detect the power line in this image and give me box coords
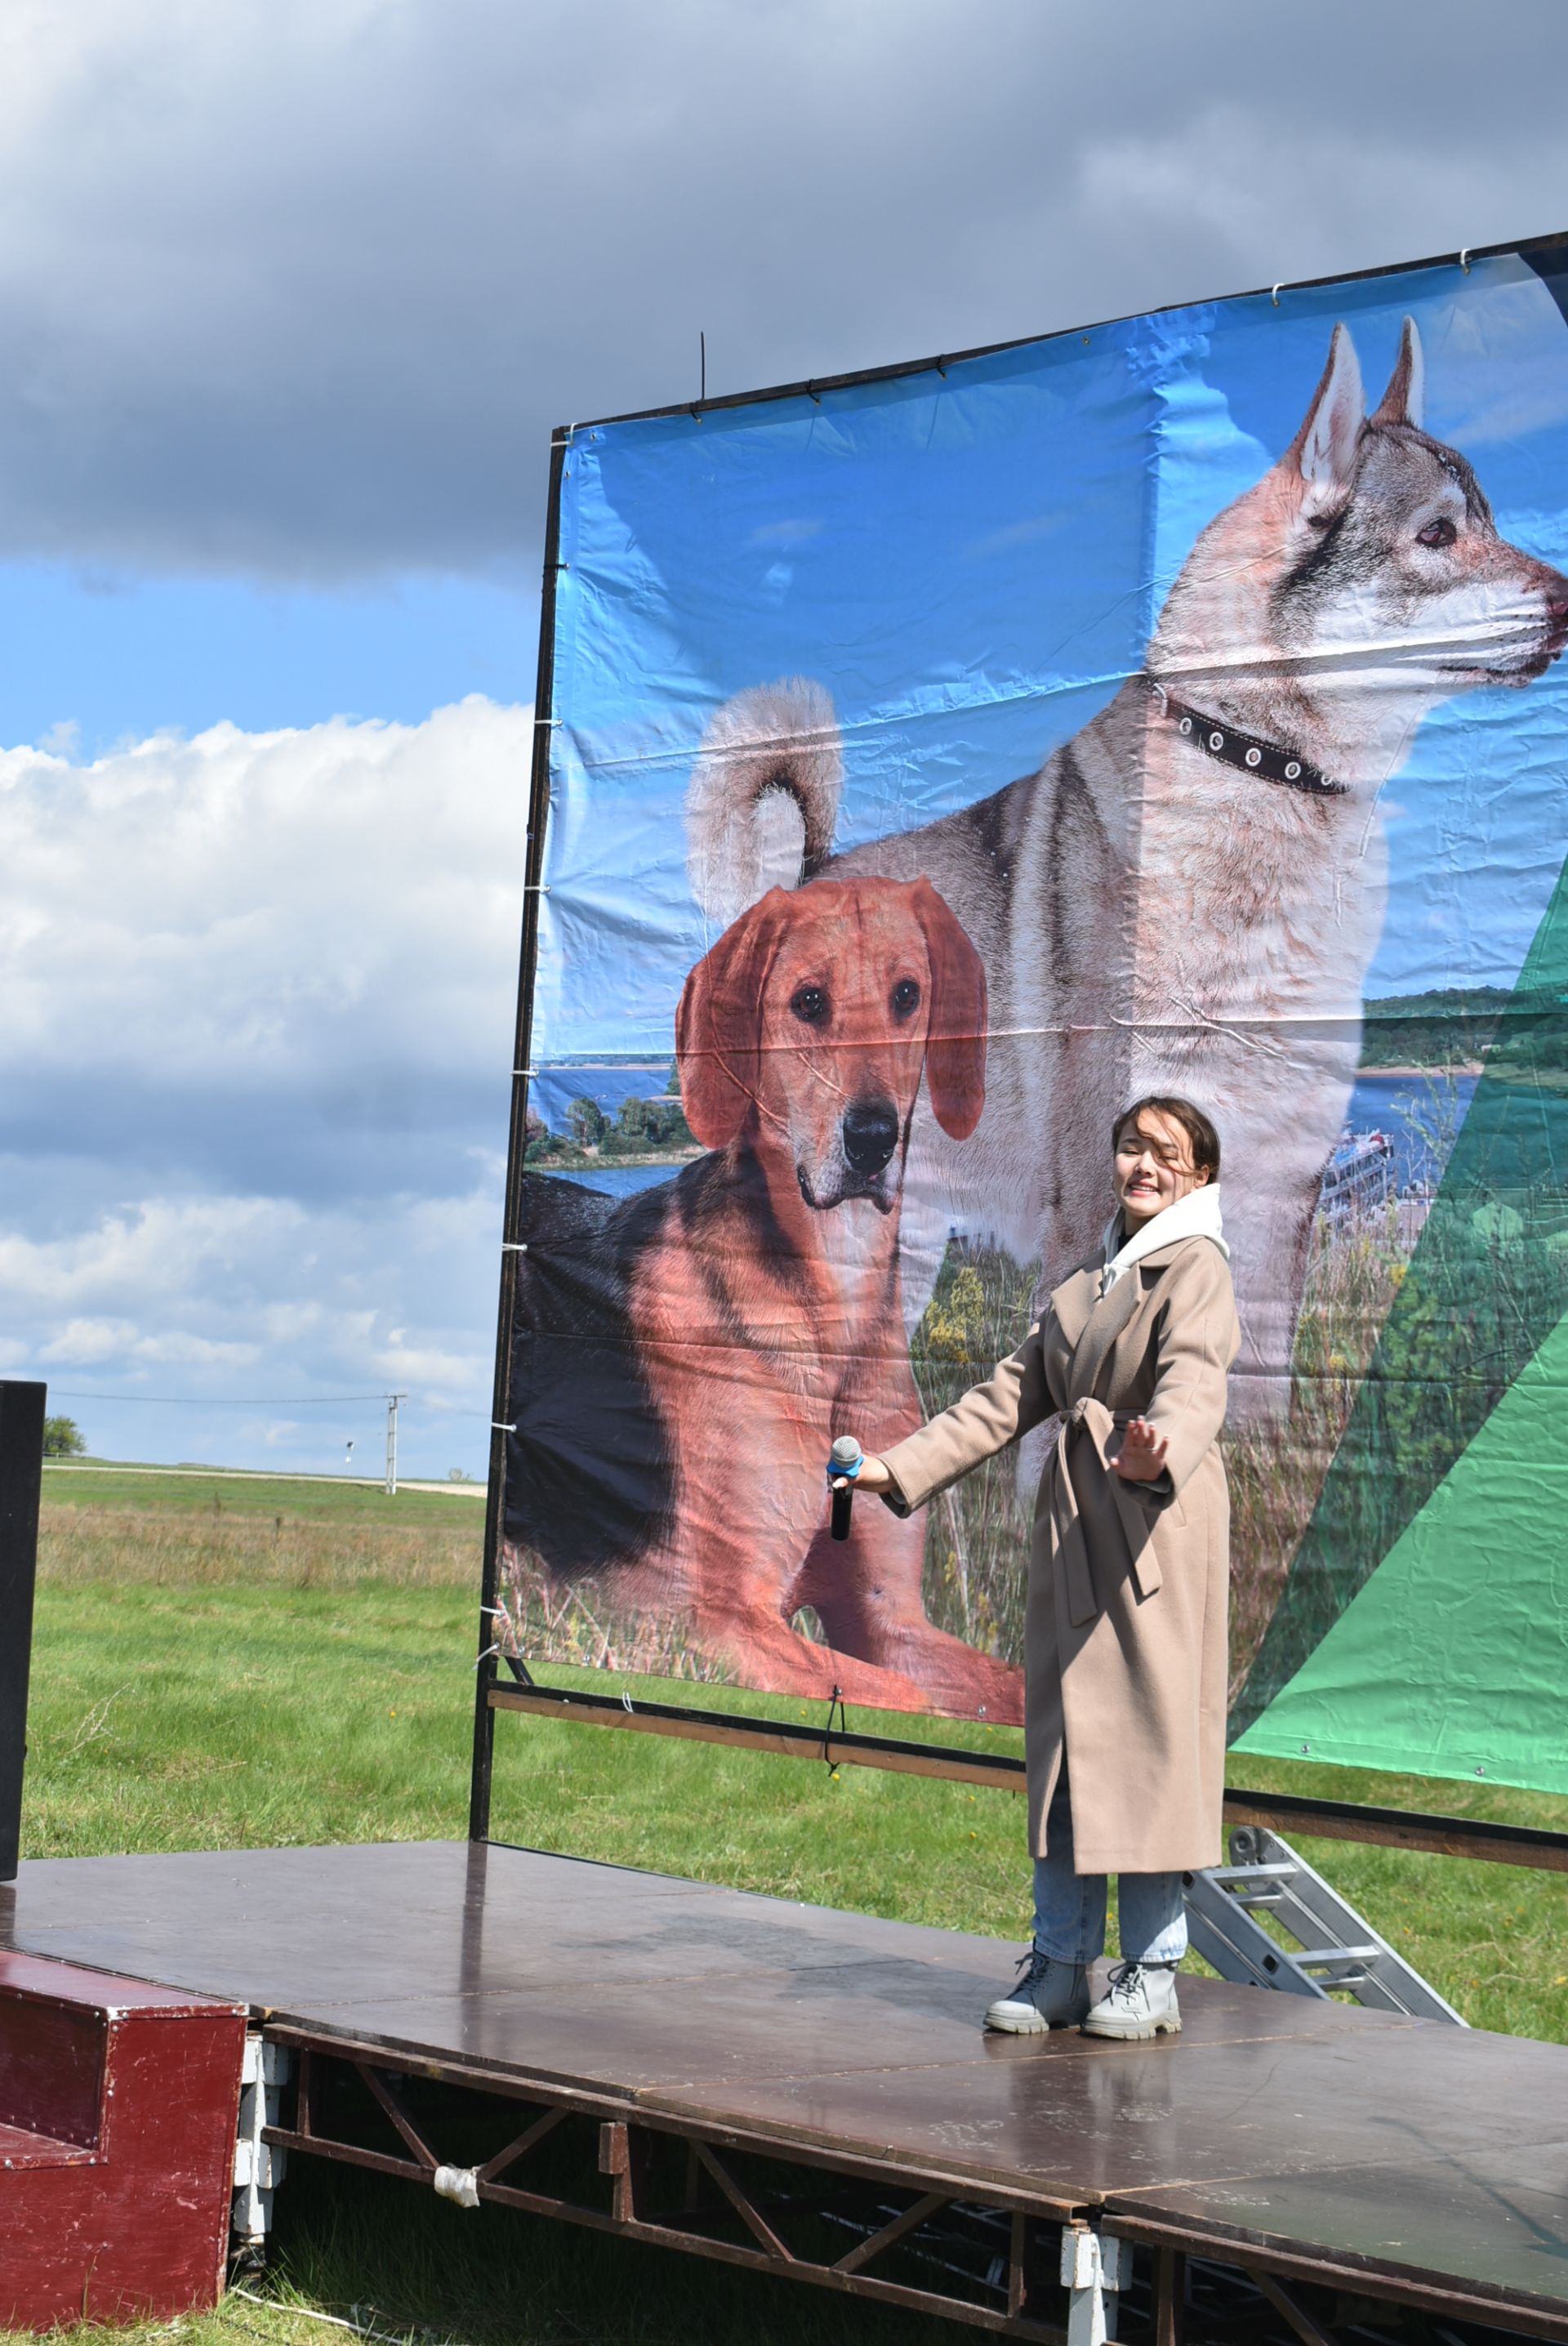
[46,1390,394,1407]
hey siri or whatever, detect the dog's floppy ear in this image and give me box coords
[1370,315,1424,431]
[675,889,788,1148]
[912,879,987,1140]
[1286,322,1365,498]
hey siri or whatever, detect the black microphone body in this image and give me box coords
[828,1434,862,1542]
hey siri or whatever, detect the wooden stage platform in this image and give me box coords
[4,1839,1567,2344]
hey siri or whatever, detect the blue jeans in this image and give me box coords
[1031,1759,1187,1966]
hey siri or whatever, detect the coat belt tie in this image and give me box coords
[1052,1397,1163,1628]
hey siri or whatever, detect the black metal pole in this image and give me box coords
[469,426,568,1844]
[0,1380,47,1885]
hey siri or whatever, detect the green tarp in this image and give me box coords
[1234,848,1568,1773]
[1236,1294,1568,1791]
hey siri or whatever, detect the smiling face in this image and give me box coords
[675,876,987,1215]
[1113,1108,1211,1230]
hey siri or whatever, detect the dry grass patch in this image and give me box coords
[40,1501,481,1592]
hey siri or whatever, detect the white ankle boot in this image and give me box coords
[1081,1960,1182,2040]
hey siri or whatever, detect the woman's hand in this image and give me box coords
[1111,1417,1169,1483]
[840,1452,893,1496]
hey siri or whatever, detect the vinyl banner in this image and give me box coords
[497,238,1568,1794]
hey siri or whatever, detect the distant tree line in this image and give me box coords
[525,1069,696,1163]
[1359,988,1513,1070]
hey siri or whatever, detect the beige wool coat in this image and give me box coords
[879,1233,1240,1874]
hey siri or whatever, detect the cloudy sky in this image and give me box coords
[3,0,1566,1474]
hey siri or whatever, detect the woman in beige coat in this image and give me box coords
[849,1095,1240,2043]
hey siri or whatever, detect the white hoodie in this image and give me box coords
[1098,1182,1228,1300]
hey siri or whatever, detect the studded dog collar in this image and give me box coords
[1152,684,1348,798]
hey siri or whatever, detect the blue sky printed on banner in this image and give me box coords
[535,251,1568,1064]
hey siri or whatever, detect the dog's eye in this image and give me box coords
[790,985,829,1025]
[1417,516,1457,549]
[891,979,922,1020]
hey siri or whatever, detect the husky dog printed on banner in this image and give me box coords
[687,319,1568,1419]
[497,243,1568,1792]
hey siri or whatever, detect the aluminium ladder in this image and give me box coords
[1183,1823,1467,2023]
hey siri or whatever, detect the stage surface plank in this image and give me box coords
[4,1840,1566,2329]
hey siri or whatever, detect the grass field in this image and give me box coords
[16,1464,1568,2346]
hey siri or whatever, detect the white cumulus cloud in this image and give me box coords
[0,695,529,1473]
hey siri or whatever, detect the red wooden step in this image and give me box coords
[0,1950,247,2328]
[0,2117,95,2171]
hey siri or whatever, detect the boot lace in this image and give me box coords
[1102,1959,1150,2008]
[1011,1944,1055,1991]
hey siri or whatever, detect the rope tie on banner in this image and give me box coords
[476,1612,535,1689]
[476,1612,535,1688]
[822,1685,847,1778]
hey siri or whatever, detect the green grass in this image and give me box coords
[15,1465,1568,2346]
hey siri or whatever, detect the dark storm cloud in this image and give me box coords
[0,1067,507,1230]
[2,0,1565,583]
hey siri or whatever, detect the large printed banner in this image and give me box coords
[498,238,1568,1795]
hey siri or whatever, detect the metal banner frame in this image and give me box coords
[469,230,1568,1875]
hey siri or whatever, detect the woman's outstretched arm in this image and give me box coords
[859,1319,1054,1518]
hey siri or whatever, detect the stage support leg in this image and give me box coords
[0,1380,46,1888]
[1062,2224,1129,2344]
[1154,2245,1186,2344]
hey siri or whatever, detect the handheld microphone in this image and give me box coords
[828,1434,863,1542]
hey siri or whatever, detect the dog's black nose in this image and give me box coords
[842,1097,900,1176]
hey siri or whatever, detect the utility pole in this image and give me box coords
[385,1394,407,1496]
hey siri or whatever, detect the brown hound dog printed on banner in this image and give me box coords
[502,876,1022,1718]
